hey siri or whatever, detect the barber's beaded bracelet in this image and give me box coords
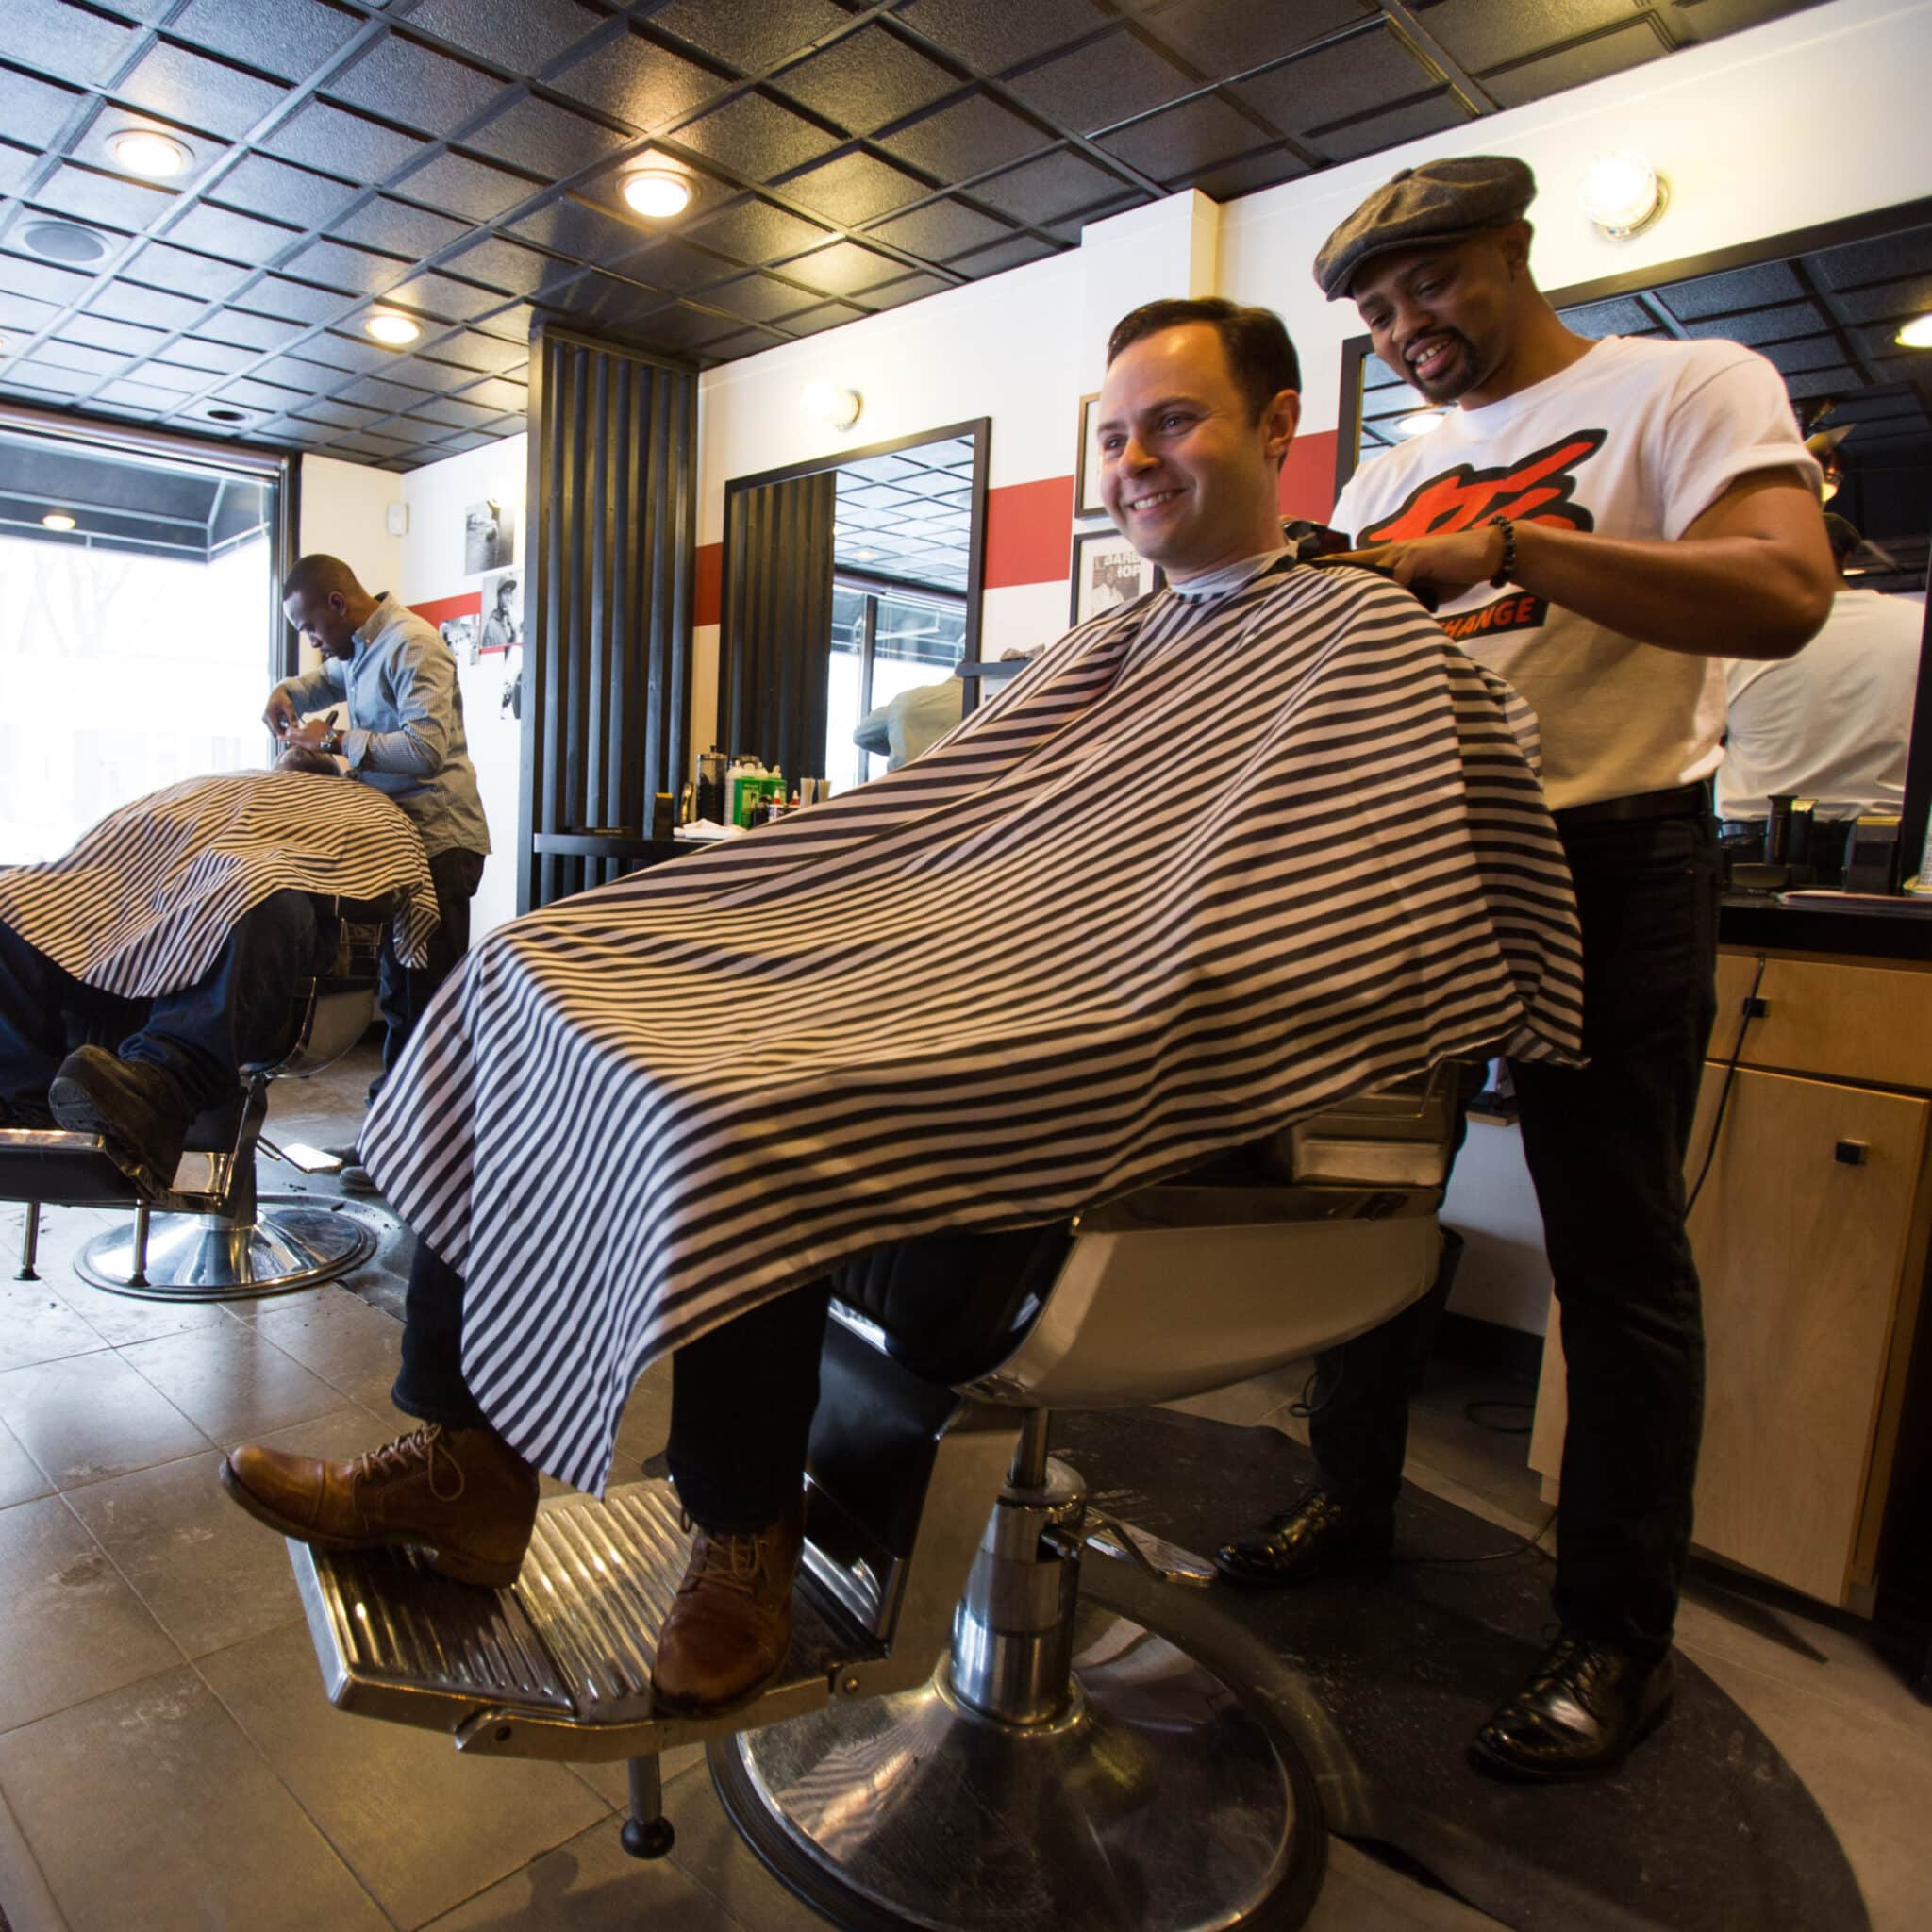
[1487,515,1516,588]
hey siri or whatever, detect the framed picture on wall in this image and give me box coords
[1074,391,1107,519]
[1070,528,1162,625]
[478,568,523,652]
[463,497,514,575]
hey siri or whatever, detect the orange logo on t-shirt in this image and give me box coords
[1361,430,1608,544]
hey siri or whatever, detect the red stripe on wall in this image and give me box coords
[691,431,1342,613]
[411,591,481,628]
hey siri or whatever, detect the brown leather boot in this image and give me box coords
[651,1497,805,1714]
[220,1423,539,1588]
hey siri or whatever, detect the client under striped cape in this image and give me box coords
[0,772,438,996]
[366,558,1585,1493]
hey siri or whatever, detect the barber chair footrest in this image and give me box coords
[291,1478,881,1763]
[713,1592,1321,1932]
[77,1196,376,1301]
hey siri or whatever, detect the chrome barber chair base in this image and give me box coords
[713,1602,1313,1932]
[78,1195,376,1300]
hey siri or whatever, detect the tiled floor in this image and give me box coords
[0,1046,1924,1930]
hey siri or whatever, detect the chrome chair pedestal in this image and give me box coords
[76,1191,375,1301]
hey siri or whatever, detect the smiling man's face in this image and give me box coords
[1095,322,1298,582]
[1351,228,1525,408]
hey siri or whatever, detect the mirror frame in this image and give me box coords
[1330,196,1932,879]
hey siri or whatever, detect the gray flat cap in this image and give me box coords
[1314,156,1536,301]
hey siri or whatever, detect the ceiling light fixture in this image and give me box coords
[42,512,76,532]
[364,309,420,346]
[20,219,109,265]
[205,406,249,424]
[803,380,863,431]
[1897,313,1932,349]
[1578,151,1667,239]
[621,166,692,220]
[108,128,192,178]
[1396,410,1442,437]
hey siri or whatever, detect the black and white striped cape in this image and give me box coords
[365,561,1585,1494]
[0,772,439,997]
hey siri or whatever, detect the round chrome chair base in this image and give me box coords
[77,1197,377,1301]
[712,1601,1319,1932]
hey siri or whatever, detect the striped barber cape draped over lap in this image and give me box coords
[365,559,1586,1495]
[0,772,439,996]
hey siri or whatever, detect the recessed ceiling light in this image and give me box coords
[851,547,879,561]
[1897,313,1932,349]
[108,129,192,178]
[42,512,76,532]
[621,167,692,220]
[20,219,109,265]
[1396,410,1442,437]
[205,406,249,424]
[364,309,420,346]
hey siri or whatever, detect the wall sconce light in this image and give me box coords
[108,129,192,178]
[621,164,692,220]
[364,309,420,346]
[802,380,862,430]
[1395,410,1442,438]
[1897,313,1932,349]
[1579,151,1667,238]
[1806,425,1850,503]
[42,512,76,532]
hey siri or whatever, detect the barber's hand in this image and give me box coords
[281,717,335,750]
[263,685,301,736]
[1321,526,1507,602]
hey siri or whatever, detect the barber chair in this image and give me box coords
[1,907,388,1301]
[288,1065,1466,1930]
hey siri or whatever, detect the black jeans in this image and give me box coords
[373,846,485,1095]
[0,892,325,1116]
[1309,809,1721,1662]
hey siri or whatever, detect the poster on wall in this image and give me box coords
[1074,392,1107,519]
[478,569,523,652]
[439,613,477,660]
[463,498,515,575]
[1070,528,1162,625]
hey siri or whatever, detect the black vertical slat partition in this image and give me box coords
[718,469,837,786]
[519,325,696,913]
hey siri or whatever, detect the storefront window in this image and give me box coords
[823,580,966,791]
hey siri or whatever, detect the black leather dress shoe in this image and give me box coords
[1469,1631,1674,1782]
[1214,1489,1394,1587]
[47,1047,191,1185]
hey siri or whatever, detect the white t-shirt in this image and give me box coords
[1718,588,1922,819]
[1332,335,1819,811]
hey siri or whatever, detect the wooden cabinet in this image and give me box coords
[1529,947,1932,1608]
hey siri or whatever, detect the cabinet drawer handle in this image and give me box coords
[1834,1140,1869,1167]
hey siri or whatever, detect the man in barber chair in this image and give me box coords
[219,296,1585,1721]
[1213,156,1838,1784]
[0,751,436,1188]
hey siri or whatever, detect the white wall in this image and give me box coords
[298,454,401,597]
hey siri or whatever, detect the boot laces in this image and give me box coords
[676,1508,774,1600]
[351,1424,467,1504]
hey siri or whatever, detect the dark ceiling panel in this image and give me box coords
[969,149,1137,227]
[170,0,367,87]
[405,0,608,73]
[672,89,845,183]
[1005,29,1196,135]
[949,233,1063,280]
[686,195,833,266]
[324,36,508,141]
[779,149,929,226]
[330,194,473,258]
[774,299,870,337]
[1314,92,1472,163]
[891,0,1114,75]
[549,27,724,129]
[1234,25,1437,137]
[262,100,430,182]
[461,94,636,179]
[391,150,534,223]
[283,236,408,294]
[1483,21,1666,110]
[167,200,303,265]
[875,92,1053,179]
[440,232,580,297]
[644,0,856,75]
[385,271,511,324]
[772,26,960,136]
[213,152,360,228]
[862,196,1012,261]
[1137,0,1368,78]
[1096,92,1267,183]
[194,307,305,350]
[118,42,290,141]
[1414,0,1637,73]
[779,240,908,297]
[125,239,253,302]
[242,274,358,324]
[30,162,176,234]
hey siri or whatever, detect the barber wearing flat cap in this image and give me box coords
[1217,156,1837,1780]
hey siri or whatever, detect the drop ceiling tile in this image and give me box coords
[1135,0,1365,77]
[253,350,349,389]
[210,152,360,228]
[406,0,608,70]
[401,394,500,429]
[59,311,165,354]
[858,270,954,310]
[686,196,832,265]
[284,238,410,295]
[196,306,305,349]
[329,431,412,457]
[456,375,526,411]
[505,193,655,268]
[968,149,1133,226]
[1235,26,1438,138]
[1312,92,1472,163]
[262,100,431,183]
[645,0,854,75]
[698,272,821,323]
[95,376,184,408]
[699,325,787,361]
[171,0,366,82]
[30,164,174,235]
[166,202,303,267]
[427,430,498,453]
[948,232,1063,279]
[291,397,383,428]
[891,0,1113,75]
[777,239,907,296]
[670,90,844,181]
[11,0,142,86]
[298,329,397,373]
[475,300,537,342]
[551,26,725,128]
[0,141,38,199]
[1005,29,1194,135]
[341,374,432,410]
[575,273,687,327]
[1835,275,1932,325]
[477,411,527,436]
[1810,230,1932,291]
[1180,144,1309,202]
[385,272,509,323]
[379,354,479,393]
[425,329,531,373]
[461,96,635,180]
[779,150,927,225]
[212,375,307,409]
[324,35,508,141]
[118,42,291,141]
[876,92,1054,181]
[862,196,1011,259]
[773,299,867,337]
[0,250,99,308]
[0,68,86,151]
[1096,93,1265,182]
[125,240,254,301]
[10,358,97,394]
[35,338,129,377]
[329,195,473,258]
[438,232,577,296]
[772,26,960,136]
[142,357,228,392]
[617,236,743,293]
[1483,20,1666,108]
[391,150,534,222]
[1417,0,1638,73]
[242,273,359,323]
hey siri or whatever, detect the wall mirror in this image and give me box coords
[1334,198,1932,893]
[718,419,990,794]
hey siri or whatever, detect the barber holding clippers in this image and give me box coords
[1216,158,1836,1781]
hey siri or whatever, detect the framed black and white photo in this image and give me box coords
[1074,391,1107,519]
[1070,528,1162,625]
[463,497,514,575]
[478,568,523,653]
[438,613,477,661]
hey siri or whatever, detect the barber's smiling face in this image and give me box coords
[1353,231,1522,407]
[1096,323,1296,578]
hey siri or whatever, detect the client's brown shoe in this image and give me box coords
[220,1423,539,1588]
[651,1498,805,1714]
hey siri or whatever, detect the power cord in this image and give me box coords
[1685,953,1768,1213]
[1399,1504,1558,1568]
